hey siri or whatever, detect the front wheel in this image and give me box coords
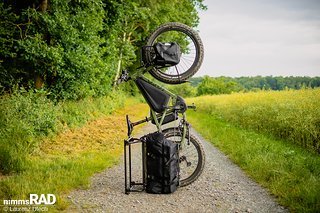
[162,127,205,186]
[146,22,204,84]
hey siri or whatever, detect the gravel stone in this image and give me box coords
[68,124,288,213]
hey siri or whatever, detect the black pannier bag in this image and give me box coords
[144,132,179,194]
[154,42,181,67]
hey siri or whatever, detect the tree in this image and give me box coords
[0,0,206,99]
[109,0,207,86]
[167,83,196,97]
[197,76,242,96]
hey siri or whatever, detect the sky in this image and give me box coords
[196,0,320,77]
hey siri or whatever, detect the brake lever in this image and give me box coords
[118,70,131,84]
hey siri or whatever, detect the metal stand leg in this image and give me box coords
[124,138,146,194]
[124,140,128,194]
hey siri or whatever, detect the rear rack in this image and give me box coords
[124,137,146,194]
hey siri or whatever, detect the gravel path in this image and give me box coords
[67,124,288,213]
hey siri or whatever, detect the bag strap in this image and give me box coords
[161,142,165,193]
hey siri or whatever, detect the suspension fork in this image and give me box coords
[180,112,190,146]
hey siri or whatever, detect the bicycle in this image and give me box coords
[120,22,205,192]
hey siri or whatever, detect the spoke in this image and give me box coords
[180,59,190,71]
[182,54,196,58]
[165,133,200,182]
[175,65,180,77]
[181,57,194,65]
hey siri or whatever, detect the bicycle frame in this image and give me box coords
[124,22,204,194]
[123,71,193,194]
[125,73,191,145]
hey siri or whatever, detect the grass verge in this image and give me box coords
[0,97,149,211]
[187,89,320,153]
[188,111,320,212]
[0,89,127,174]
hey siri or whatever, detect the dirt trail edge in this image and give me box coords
[67,124,288,213]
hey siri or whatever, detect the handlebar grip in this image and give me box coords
[187,104,196,110]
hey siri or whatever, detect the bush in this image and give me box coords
[0,89,58,173]
[0,89,125,174]
[58,91,125,128]
[197,76,242,95]
[167,83,197,97]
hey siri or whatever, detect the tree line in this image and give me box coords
[168,76,320,97]
[0,0,205,100]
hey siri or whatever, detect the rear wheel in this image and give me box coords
[146,22,204,84]
[162,127,205,186]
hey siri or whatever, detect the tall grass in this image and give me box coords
[0,151,120,210]
[0,90,58,173]
[188,88,320,153]
[0,100,148,210]
[0,89,125,174]
[187,111,320,212]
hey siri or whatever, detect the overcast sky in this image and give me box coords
[196,0,320,77]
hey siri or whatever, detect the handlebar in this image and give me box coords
[187,103,196,110]
[166,103,196,111]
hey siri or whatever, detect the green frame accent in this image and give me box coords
[126,68,189,145]
[124,63,189,144]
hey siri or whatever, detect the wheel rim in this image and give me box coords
[164,131,201,184]
[148,28,200,80]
